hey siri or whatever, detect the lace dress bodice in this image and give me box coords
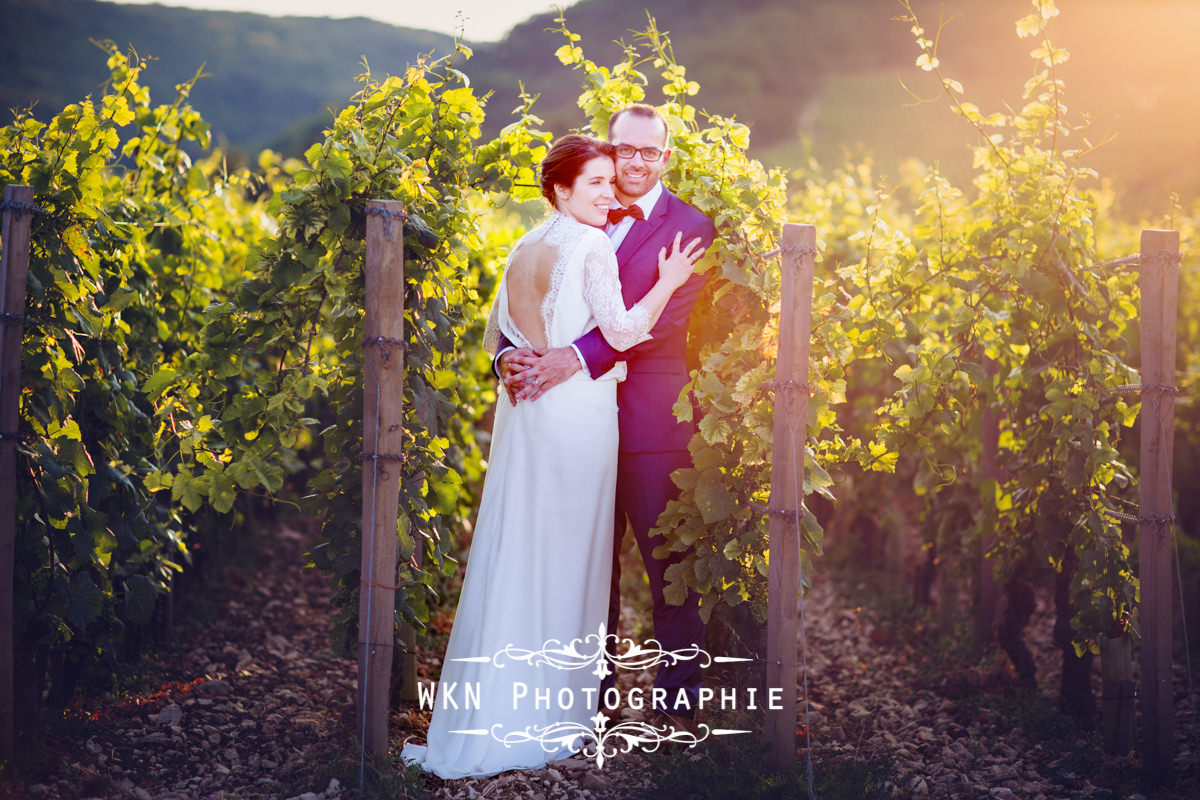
[484,211,653,356]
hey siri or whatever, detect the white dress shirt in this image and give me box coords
[606,181,663,251]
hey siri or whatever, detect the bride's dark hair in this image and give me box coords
[540,134,615,206]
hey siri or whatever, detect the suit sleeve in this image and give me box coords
[490,331,515,378]
[575,213,716,378]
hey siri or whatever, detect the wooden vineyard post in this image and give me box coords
[976,357,1000,647]
[1137,228,1180,782]
[1101,633,1135,755]
[766,223,816,771]
[358,200,406,758]
[1,185,34,758]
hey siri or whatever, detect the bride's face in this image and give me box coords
[554,155,616,227]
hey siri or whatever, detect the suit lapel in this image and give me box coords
[615,190,671,264]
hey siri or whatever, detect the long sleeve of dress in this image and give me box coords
[581,233,654,352]
[483,273,504,354]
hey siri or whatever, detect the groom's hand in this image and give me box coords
[498,347,537,404]
[504,346,582,402]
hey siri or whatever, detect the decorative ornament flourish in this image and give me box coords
[452,624,716,680]
[450,717,749,768]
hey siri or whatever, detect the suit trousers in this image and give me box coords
[604,448,704,717]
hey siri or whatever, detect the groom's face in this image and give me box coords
[609,114,670,205]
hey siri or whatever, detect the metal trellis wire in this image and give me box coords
[759,244,819,262]
[1094,249,1183,273]
[364,206,408,240]
[0,199,60,221]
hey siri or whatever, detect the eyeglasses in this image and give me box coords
[614,144,665,162]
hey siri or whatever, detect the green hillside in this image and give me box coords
[767,0,1200,218]
[466,0,1199,215]
[0,0,452,151]
[1,0,1196,212]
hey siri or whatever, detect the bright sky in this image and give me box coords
[108,0,580,42]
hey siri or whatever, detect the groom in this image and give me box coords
[495,104,716,722]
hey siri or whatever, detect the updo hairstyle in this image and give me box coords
[539,134,616,206]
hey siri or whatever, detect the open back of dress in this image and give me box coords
[483,210,653,356]
[503,240,554,350]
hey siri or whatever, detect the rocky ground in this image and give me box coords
[2,520,1197,800]
[798,581,1199,800]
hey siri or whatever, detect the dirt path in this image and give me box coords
[5,521,356,800]
[797,577,1199,799]
[4,522,1197,799]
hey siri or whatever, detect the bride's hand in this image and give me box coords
[657,232,706,290]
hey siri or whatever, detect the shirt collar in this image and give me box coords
[612,181,664,218]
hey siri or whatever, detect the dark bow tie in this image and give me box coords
[607,205,645,225]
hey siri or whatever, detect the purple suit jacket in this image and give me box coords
[498,188,716,453]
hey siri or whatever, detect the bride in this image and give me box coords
[401,134,704,779]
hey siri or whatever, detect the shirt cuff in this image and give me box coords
[570,344,591,378]
[493,345,516,378]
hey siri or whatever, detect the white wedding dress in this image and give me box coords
[401,211,656,779]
